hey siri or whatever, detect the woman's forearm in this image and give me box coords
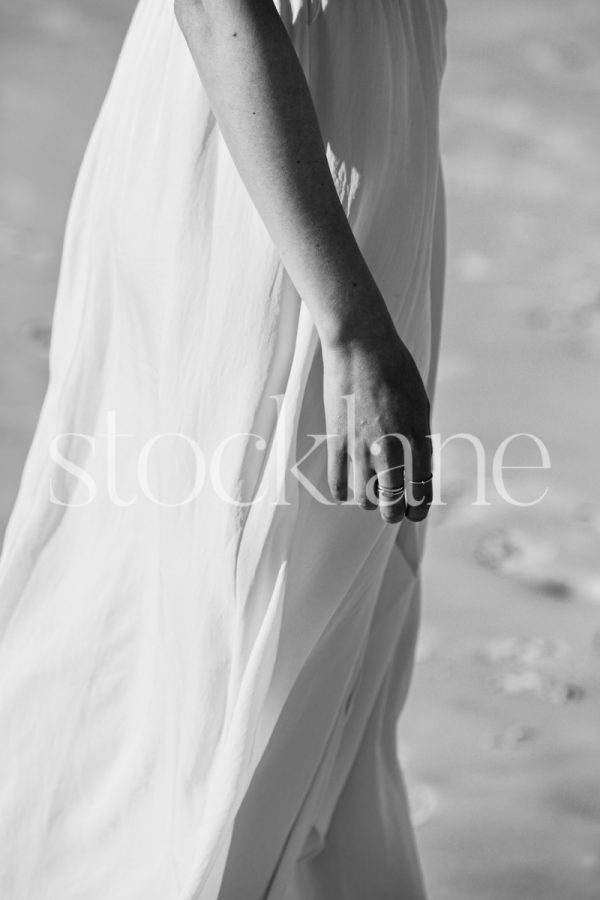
[174,0,393,347]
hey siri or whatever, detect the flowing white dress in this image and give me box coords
[0,1,447,897]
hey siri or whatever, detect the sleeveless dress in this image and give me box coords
[0,1,447,898]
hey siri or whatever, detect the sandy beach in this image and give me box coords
[1,1,599,897]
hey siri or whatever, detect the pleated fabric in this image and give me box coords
[0,1,447,897]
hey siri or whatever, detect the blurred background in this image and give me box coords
[0,1,599,898]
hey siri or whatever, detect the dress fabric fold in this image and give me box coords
[0,0,447,897]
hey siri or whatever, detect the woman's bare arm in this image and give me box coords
[175,0,385,344]
[175,0,434,523]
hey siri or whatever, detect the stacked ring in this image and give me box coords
[408,474,433,486]
[376,485,405,499]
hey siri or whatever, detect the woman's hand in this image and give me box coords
[175,1,434,527]
[321,308,433,526]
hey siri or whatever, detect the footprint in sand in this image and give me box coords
[493,669,545,696]
[492,669,585,705]
[473,527,554,577]
[473,525,600,604]
[482,635,571,667]
[481,635,585,705]
[544,680,586,704]
[480,723,537,751]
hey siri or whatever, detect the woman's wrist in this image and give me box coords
[315,284,397,353]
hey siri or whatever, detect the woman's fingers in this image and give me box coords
[327,434,348,502]
[372,438,406,525]
[325,425,432,526]
[405,435,434,522]
[352,452,378,510]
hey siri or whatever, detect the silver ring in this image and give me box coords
[408,475,433,486]
[377,485,406,498]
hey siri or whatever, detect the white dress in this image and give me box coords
[0,1,447,897]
